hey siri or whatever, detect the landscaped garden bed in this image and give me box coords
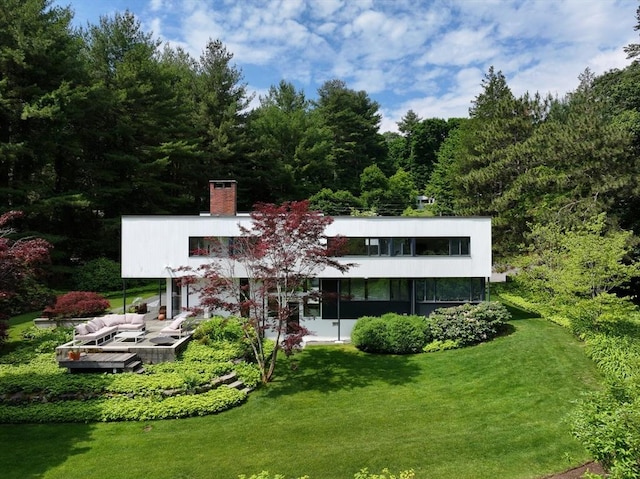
[0,319,260,423]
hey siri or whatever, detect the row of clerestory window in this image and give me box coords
[189,236,471,257]
[331,237,470,256]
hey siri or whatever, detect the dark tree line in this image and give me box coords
[2,0,640,289]
[426,65,640,258]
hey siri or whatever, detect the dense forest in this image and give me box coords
[2,0,640,292]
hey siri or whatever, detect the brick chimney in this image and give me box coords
[209,180,237,216]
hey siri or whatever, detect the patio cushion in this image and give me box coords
[102,314,123,327]
[91,317,106,329]
[75,324,88,335]
[85,321,97,333]
[168,317,184,330]
[125,313,145,325]
[117,322,144,331]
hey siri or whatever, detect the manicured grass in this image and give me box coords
[104,283,162,313]
[0,317,600,479]
[6,311,40,342]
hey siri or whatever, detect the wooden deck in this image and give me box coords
[58,352,144,373]
[55,317,195,365]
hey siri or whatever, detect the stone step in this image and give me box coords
[226,380,244,389]
[212,371,237,386]
[125,360,145,374]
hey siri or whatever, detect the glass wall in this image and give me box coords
[415,277,485,302]
[320,277,484,319]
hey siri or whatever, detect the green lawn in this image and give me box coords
[0,317,600,479]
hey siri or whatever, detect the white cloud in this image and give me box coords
[58,0,638,132]
[149,0,164,12]
[419,27,499,67]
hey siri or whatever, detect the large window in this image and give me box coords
[333,237,470,257]
[340,278,410,301]
[189,236,234,257]
[415,238,449,255]
[343,238,367,255]
[450,238,470,255]
[415,278,485,302]
[436,278,472,301]
[392,238,412,256]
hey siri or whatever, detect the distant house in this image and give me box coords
[121,180,492,341]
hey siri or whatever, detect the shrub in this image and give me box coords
[42,291,110,319]
[572,389,640,479]
[352,314,429,354]
[427,302,510,347]
[73,257,122,292]
[194,316,245,343]
[4,276,54,316]
[351,316,390,354]
[386,314,430,354]
[0,320,6,346]
[193,316,255,359]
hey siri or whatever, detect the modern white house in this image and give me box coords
[121,180,492,341]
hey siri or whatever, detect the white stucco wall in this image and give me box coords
[121,215,492,280]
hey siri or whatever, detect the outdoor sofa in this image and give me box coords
[73,313,146,345]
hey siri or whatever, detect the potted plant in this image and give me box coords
[67,349,81,360]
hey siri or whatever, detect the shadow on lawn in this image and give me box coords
[263,345,423,398]
[0,422,95,479]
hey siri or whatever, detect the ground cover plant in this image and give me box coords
[0,311,601,479]
[0,318,260,423]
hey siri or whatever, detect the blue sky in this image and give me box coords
[55,0,637,132]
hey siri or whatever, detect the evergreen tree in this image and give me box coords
[79,11,196,257]
[0,0,94,274]
[193,39,254,210]
[249,81,333,202]
[452,67,550,255]
[315,79,387,194]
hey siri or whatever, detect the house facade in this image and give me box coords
[121,180,492,341]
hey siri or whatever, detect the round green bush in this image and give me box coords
[386,314,430,354]
[193,316,253,359]
[352,313,429,354]
[351,316,389,353]
[193,316,245,343]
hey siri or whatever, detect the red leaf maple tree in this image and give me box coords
[180,200,352,383]
[0,211,51,343]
